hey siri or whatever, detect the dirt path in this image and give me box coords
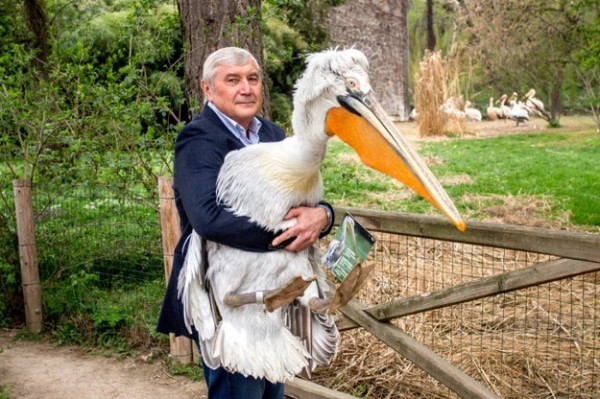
[0,329,207,399]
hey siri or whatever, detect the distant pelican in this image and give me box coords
[508,92,530,126]
[464,101,482,122]
[440,96,466,120]
[487,97,502,121]
[524,89,551,120]
[498,93,529,126]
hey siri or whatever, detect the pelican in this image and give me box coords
[464,101,482,122]
[498,93,529,126]
[178,48,465,384]
[496,94,511,121]
[508,92,530,126]
[524,89,551,120]
[486,97,502,121]
[440,96,466,120]
[409,107,419,122]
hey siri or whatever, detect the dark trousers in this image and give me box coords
[201,361,284,399]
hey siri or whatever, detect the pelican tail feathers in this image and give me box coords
[212,319,310,383]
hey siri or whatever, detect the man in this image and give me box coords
[157,47,334,399]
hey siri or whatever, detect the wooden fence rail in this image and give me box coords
[334,206,600,263]
[337,258,600,331]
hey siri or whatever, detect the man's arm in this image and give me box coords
[175,126,279,252]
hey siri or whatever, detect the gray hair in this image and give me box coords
[202,47,261,89]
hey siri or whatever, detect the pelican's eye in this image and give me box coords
[345,77,359,91]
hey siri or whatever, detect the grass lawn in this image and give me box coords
[322,117,600,230]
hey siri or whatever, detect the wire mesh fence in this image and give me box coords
[34,184,164,286]
[314,230,599,399]
[24,184,600,398]
[30,183,166,348]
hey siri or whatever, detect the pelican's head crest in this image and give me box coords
[293,48,370,106]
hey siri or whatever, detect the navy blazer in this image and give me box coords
[157,105,334,339]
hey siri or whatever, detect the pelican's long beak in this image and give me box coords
[325,91,466,232]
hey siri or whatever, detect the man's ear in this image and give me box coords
[200,80,211,99]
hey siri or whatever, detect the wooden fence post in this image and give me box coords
[13,179,43,333]
[158,176,194,364]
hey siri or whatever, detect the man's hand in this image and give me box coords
[271,206,329,252]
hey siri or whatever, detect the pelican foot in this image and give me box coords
[223,275,316,312]
[328,262,375,312]
[264,275,316,312]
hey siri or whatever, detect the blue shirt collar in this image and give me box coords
[207,102,262,146]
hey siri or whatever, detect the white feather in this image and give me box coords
[213,318,310,383]
[177,231,215,340]
[310,312,339,366]
[217,137,325,232]
[307,246,339,366]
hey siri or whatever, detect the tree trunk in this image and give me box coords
[426,0,436,51]
[176,0,269,118]
[23,0,50,79]
[549,75,563,122]
[328,0,411,120]
[396,0,411,121]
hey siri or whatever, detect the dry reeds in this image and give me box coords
[414,51,465,137]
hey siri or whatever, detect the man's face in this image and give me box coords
[202,61,262,129]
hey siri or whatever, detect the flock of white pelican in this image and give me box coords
[487,89,551,125]
[411,89,551,126]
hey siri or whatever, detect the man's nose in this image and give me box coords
[239,79,251,93]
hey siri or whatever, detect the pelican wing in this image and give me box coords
[216,139,324,231]
[308,246,339,367]
[177,230,216,340]
[310,311,339,366]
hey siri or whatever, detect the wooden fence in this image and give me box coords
[16,179,598,398]
[154,177,600,398]
[158,177,200,364]
[312,207,600,398]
